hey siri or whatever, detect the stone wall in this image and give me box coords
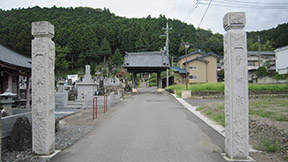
[257,76,288,84]
[80,94,121,108]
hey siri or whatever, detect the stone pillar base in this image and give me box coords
[156,88,164,94]
[181,90,191,98]
[132,88,138,94]
[221,153,255,162]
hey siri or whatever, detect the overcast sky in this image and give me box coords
[1,0,288,34]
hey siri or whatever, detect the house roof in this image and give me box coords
[205,51,222,58]
[178,49,206,60]
[247,51,275,56]
[183,56,209,65]
[123,50,170,68]
[275,45,288,52]
[0,44,31,69]
[171,67,189,74]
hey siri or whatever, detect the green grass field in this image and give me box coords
[197,97,288,127]
[166,83,288,97]
[196,97,288,157]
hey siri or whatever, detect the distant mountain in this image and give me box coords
[247,23,288,49]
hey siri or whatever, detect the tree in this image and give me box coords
[55,45,70,76]
[78,53,86,68]
[100,37,111,63]
[257,67,268,78]
[111,48,124,67]
[1,6,288,71]
[248,40,274,51]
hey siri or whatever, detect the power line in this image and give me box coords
[221,0,288,5]
[183,1,198,22]
[198,0,212,28]
[183,6,197,22]
[199,3,288,9]
[199,0,288,9]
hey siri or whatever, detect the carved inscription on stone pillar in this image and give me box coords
[32,21,55,155]
[223,12,249,159]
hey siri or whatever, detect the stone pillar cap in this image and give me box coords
[32,21,54,38]
[223,12,246,31]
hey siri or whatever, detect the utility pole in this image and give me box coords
[185,42,189,90]
[258,35,261,67]
[161,22,172,88]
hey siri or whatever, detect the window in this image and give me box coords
[189,75,197,80]
[248,61,255,66]
[189,66,197,70]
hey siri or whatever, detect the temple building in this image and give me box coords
[123,50,170,88]
[0,44,31,108]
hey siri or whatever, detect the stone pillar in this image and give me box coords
[223,12,249,159]
[31,21,55,155]
[133,73,137,88]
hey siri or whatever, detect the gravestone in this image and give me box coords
[31,21,55,155]
[82,65,93,83]
[223,12,250,160]
[76,65,98,107]
[9,116,32,151]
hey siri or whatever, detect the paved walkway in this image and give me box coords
[51,90,225,162]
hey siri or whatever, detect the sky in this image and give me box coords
[1,0,288,34]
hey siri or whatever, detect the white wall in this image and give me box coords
[275,45,288,74]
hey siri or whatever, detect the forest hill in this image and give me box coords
[0,6,287,71]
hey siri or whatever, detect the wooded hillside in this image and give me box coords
[0,6,287,69]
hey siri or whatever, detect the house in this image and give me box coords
[0,44,31,108]
[246,51,275,82]
[275,45,288,74]
[216,51,276,83]
[172,50,220,84]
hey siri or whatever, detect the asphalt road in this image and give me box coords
[51,90,226,162]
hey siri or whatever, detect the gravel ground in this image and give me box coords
[2,119,96,162]
[2,97,124,162]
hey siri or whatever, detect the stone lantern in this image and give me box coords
[0,89,16,116]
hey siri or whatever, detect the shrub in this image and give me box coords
[257,66,268,78]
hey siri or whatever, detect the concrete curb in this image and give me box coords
[39,150,61,159]
[171,94,259,154]
[171,94,225,137]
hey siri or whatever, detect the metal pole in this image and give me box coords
[166,22,169,88]
[185,47,188,90]
[258,35,261,67]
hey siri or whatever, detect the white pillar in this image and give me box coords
[31,21,55,155]
[223,12,249,159]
